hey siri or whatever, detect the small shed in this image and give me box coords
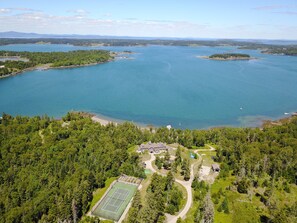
[212,164,220,172]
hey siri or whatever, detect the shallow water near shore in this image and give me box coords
[0,44,297,129]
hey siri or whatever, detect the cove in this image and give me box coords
[0,44,297,129]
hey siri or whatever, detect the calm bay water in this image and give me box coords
[0,44,297,129]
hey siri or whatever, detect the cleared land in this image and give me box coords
[92,182,137,221]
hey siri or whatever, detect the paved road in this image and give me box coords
[207,145,216,151]
[144,154,194,223]
[195,144,216,152]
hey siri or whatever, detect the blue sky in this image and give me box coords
[0,0,297,39]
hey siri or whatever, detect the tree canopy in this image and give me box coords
[0,50,112,77]
[0,113,297,222]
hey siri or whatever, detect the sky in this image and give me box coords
[0,0,297,39]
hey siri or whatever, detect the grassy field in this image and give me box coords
[211,175,297,223]
[183,200,199,223]
[175,181,188,213]
[141,150,151,161]
[139,174,152,202]
[199,151,216,167]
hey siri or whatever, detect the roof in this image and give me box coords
[212,164,220,169]
[139,142,167,150]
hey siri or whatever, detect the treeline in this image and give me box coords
[0,113,297,222]
[261,47,297,56]
[0,113,145,223]
[0,50,112,77]
[212,120,297,222]
[1,38,297,51]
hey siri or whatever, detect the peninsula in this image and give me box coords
[203,53,253,61]
[0,50,113,78]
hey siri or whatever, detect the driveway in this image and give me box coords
[144,153,194,222]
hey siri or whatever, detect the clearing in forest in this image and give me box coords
[91,181,138,221]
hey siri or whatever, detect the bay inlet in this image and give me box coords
[0,44,297,129]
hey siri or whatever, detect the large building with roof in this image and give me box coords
[138,142,169,153]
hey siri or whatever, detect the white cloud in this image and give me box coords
[0,11,297,39]
[0,8,11,13]
[0,11,209,37]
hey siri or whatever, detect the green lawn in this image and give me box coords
[141,151,151,162]
[199,151,216,167]
[206,143,218,149]
[211,176,260,223]
[139,176,152,202]
[127,145,138,154]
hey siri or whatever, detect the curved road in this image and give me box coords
[144,154,194,223]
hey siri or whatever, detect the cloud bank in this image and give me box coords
[0,7,297,39]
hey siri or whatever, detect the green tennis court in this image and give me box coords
[92,182,138,221]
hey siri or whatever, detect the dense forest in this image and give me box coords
[0,50,112,77]
[125,172,183,223]
[0,113,296,222]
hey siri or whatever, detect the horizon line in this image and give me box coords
[1,31,297,42]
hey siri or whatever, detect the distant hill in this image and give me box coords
[0,31,185,40]
[0,31,136,39]
[1,31,297,45]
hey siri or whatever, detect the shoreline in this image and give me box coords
[2,110,296,130]
[0,50,137,79]
[91,114,153,130]
[0,59,114,79]
[72,111,153,130]
[72,110,297,130]
[0,51,126,79]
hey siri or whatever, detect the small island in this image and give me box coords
[0,50,114,78]
[201,53,254,61]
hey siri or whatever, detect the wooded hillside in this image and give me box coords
[0,113,296,222]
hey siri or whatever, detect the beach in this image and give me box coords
[91,115,118,126]
[89,113,153,130]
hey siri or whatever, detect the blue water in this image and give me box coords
[0,44,297,129]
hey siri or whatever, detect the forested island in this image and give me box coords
[204,53,252,61]
[0,50,113,77]
[0,112,296,223]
